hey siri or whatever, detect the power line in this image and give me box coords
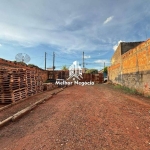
[47,53,80,61]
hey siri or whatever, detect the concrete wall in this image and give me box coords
[108,39,150,96]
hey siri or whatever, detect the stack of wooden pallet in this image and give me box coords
[36,75,43,93]
[24,70,44,96]
[0,68,44,104]
[43,83,53,91]
[26,70,36,96]
[0,68,27,103]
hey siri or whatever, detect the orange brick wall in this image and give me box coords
[121,39,150,73]
[111,44,121,65]
[108,39,150,96]
[108,44,122,84]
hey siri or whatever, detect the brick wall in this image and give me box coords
[111,44,121,65]
[109,43,122,84]
[108,39,150,96]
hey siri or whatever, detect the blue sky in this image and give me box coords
[0,0,150,70]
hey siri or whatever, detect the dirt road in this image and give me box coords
[0,84,150,150]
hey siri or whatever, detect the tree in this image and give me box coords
[85,69,98,74]
[62,65,68,71]
[103,67,108,74]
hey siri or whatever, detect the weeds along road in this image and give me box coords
[0,84,150,150]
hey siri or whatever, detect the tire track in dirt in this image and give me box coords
[0,85,150,150]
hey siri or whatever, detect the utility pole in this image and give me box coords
[53,52,55,79]
[83,51,85,68]
[104,62,105,78]
[45,52,47,70]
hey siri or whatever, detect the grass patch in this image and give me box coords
[114,84,138,94]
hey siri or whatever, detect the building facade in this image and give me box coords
[108,39,150,96]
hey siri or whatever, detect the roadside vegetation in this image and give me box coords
[61,65,68,71]
[85,69,98,74]
[113,84,139,95]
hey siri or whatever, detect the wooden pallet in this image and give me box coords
[0,88,27,103]
[43,83,53,91]
[0,68,44,103]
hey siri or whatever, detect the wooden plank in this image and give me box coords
[0,67,43,103]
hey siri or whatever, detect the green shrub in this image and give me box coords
[114,84,138,94]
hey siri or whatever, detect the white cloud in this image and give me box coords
[84,55,91,59]
[0,0,148,54]
[0,44,2,47]
[103,16,114,24]
[94,59,110,64]
[113,40,124,51]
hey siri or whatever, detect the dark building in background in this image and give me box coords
[121,41,144,55]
